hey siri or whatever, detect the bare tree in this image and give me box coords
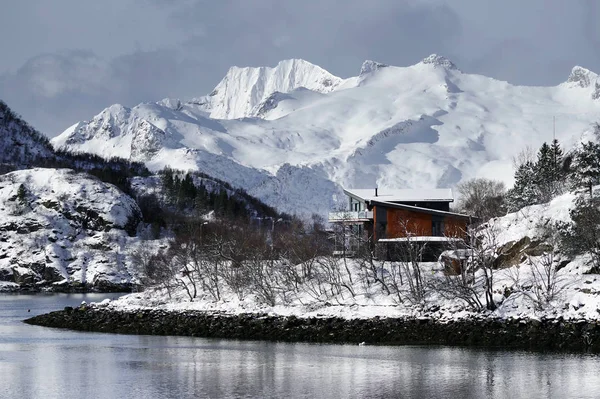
[523,251,566,309]
[314,254,356,302]
[512,145,536,169]
[517,224,567,309]
[245,244,283,306]
[132,248,176,299]
[380,220,429,305]
[354,233,391,296]
[169,228,200,301]
[456,178,506,222]
[472,225,498,310]
[434,246,485,311]
[431,225,500,311]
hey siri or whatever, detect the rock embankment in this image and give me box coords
[24,307,600,352]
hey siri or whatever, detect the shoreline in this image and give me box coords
[24,306,600,352]
[0,283,136,294]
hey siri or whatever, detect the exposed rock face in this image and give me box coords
[359,60,388,76]
[421,54,458,70]
[0,168,142,291]
[251,91,294,117]
[567,66,597,88]
[129,119,167,160]
[494,236,554,269]
[593,83,600,100]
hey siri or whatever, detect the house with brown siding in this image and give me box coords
[328,188,474,260]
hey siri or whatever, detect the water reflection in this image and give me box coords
[2,294,600,398]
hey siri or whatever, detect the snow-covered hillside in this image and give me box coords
[0,168,151,291]
[52,55,600,217]
[0,100,55,168]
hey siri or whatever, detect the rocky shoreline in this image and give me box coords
[23,306,600,352]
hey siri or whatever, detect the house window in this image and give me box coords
[432,219,444,236]
[350,198,363,212]
[352,224,363,236]
[377,222,387,239]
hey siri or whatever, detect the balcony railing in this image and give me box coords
[328,210,373,222]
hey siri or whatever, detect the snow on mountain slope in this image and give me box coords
[194,59,343,120]
[52,55,600,217]
[0,168,147,291]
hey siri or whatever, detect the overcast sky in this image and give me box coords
[1,0,599,136]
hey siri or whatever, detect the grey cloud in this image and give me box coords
[450,0,600,85]
[164,0,463,77]
[1,0,599,136]
[0,49,204,136]
[1,0,464,136]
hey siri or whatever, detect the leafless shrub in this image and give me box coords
[354,236,391,296]
[524,251,566,309]
[512,145,536,169]
[132,248,176,299]
[429,225,499,311]
[456,178,506,222]
[314,254,356,302]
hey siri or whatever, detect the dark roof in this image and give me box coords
[368,199,475,221]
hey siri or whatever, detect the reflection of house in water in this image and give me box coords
[328,188,474,260]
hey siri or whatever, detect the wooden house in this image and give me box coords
[328,188,474,260]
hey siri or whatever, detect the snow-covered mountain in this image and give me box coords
[0,100,55,169]
[0,168,147,291]
[193,58,343,119]
[52,55,600,217]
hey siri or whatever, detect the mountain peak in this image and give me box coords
[567,66,598,88]
[157,98,183,111]
[359,60,388,76]
[275,58,320,69]
[420,54,458,70]
[204,59,343,120]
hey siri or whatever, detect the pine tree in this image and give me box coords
[571,141,600,196]
[558,195,600,272]
[535,140,565,201]
[506,161,538,211]
[181,173,197,200]
[16,184,27,204]
[550,139,564,182]
[161,168,175,202]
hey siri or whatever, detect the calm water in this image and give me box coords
[1,294,600,399]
